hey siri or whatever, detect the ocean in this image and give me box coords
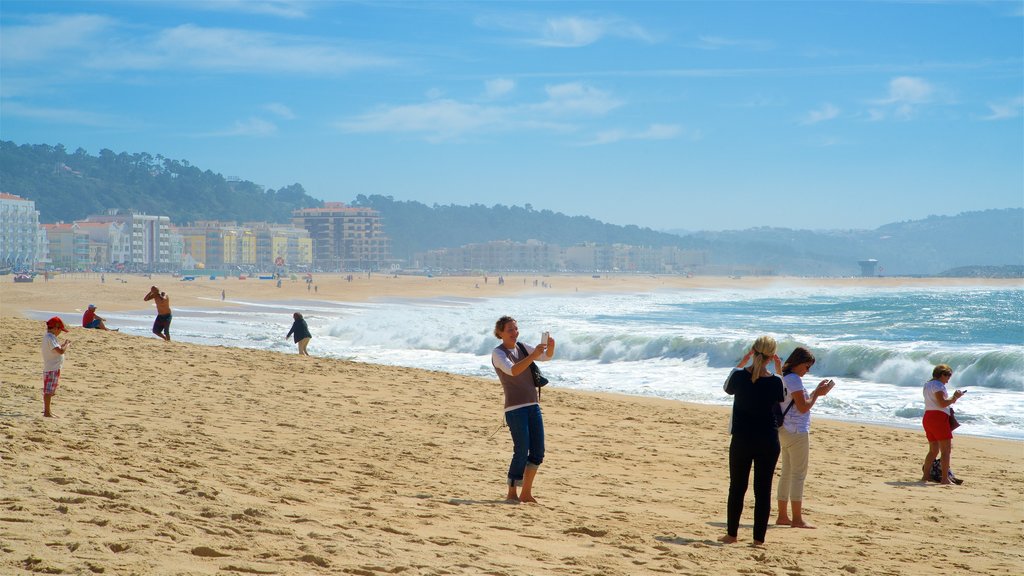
[65,283,1024,440]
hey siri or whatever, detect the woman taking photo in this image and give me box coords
[491,316,554,503]
[721,336,785,545]
[775,347,834,529]
[921,364,965,484]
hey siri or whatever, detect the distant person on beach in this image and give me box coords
[921,364,965,484]
[286,312,312,356]
[81,304,114,331]
[491,316,555,503]
[775,347,835,529]
[720,336,785,545]
[144,286,172,341]
[41,317,71,418]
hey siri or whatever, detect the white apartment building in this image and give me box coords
[84,210,172,271]
[0,192,42,270]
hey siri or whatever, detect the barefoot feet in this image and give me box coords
[718,535,738,544]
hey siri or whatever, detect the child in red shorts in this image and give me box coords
[41,317,71,418]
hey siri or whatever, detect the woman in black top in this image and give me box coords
[286,312,312,356]
[720,335,785,545]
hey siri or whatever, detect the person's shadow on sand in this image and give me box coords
[447,498,525,506]
[655,535,727,547]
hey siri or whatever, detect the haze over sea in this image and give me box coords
[71,283,1024,440]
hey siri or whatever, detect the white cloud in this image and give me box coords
[693,35,773,51]
[137,24,393,74]
[337,100,512,142]
[188,0,312,19]
[485,78,516,99]
[868,77,935,120]
[263,103,296,119]
[800,103,840,125]
[581,123,684,146]
[478,14,654,48]
[0,101,122,127]
[982,96,1024,120]
[533,82,623,115]
[1,15,395,76]
[336,82,619,141]
[0,14,114,62]
[203,117,278,137]
[877,76,934,105]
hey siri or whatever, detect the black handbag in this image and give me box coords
[516,343,549,387]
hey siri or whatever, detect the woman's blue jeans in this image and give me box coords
[505,404,544,486]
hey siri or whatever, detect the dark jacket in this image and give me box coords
[286,319,312,343]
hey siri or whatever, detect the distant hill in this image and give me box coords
[2,141,1020,275]
[349,194,693,261]
[682,209,1024,276]
[0,141,322,224]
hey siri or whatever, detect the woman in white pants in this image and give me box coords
[775,347,834,529]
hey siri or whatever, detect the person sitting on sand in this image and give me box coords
[775,346,834,529]
[921,364,965,484]
[81,304,115,331]
[41,316,71,418]
[720,336,785,545]
[491,316,555,503]
[285,312,312,356]
[144,286,172,341]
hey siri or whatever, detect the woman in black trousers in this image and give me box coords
[720,335,785,545]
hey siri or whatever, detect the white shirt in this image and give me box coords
[781,373,811,434]
[923,379,950,414]
[41,332,64,372]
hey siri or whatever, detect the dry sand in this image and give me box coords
[1,274,1022,575]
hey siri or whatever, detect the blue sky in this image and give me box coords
[2,1,1022,231]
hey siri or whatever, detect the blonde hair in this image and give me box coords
[932,364,952,379]
[749,335,778,379]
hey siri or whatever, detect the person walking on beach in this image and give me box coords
[81,304,115,331]
[775,347,835,529]
[491,316,555,503]
[41,317,71,418]
[921,364,965,484]
[286,312,312,356]
[721,336,785,545]
[144,286,172,341]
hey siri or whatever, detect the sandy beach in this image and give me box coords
[1,274,1022,575]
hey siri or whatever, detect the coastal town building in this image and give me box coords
[41,223,88,270]
[174,221,312,270]
[0,192,42,270]
[418,240,707,274]
[291,202,391,271]
[82,210,171,271]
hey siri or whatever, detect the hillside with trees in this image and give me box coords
[0,141,322,224]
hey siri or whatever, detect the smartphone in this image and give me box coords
[541,331,550,346]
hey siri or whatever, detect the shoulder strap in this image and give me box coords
[781,399,794,417]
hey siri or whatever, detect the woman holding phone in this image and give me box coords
[775,347,835,529]
[921,364,965,484]
[491,316,555,503]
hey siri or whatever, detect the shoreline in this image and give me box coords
[5,273,1022,443]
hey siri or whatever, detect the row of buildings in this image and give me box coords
[414,239,708,274]
[0,195,391,273]
[3,193,709,274]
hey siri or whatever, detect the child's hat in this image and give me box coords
[46,317,68,333]
[88,304,96,309]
